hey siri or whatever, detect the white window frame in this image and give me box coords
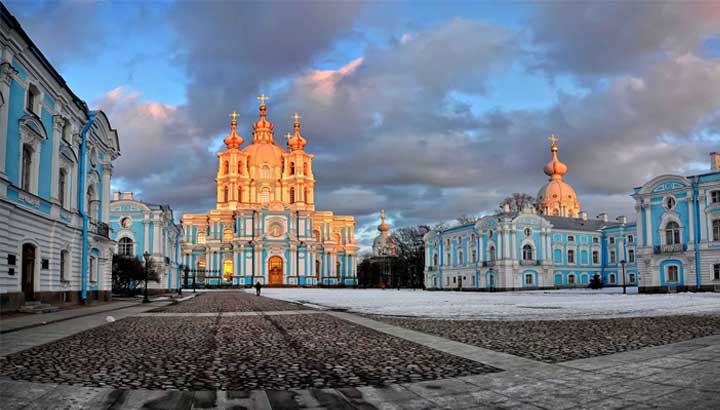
[667,265,679,283]
[525,273,533,285]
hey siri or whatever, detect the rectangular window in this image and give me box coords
[567,235,575,242]
[629,273,635,283]
[60,251,68,281]
[592,237,599,244]
[609,274,616,283]
[26,88,36,113]
[525,274,533,285]
[592,251,599,264]
[714,264,720,281]
[609,237,615,245]
[627,235,634,243]
[712,191,720,204]
[610,251,616,264]
[567,250,575,264]
[713,220,720,242]
[472,250,476,262]
[667,265,679,283]
[89,257,96,282]
[628,250,635,263]
[41,259,49,270]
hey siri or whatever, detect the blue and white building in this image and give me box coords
[110,192,182,292]
[424,137,640,291]
[632,153,720,292]
[0,4,120,311]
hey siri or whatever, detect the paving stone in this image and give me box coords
[369,315,720,363]
[155,291,305,313]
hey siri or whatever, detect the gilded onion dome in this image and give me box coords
[287,113,307,151]
[242,95,286,169]
[223,111,244,149]
[536,135,581,217]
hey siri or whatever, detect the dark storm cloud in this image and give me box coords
[529,1,720,76]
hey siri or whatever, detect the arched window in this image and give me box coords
[238,161,243,174]
[21,144,33,191]
[223,229,233,242]
[58,169,67,208]
[568,274,576,285]
[60,250,69,281]
[488,230,493,239]
[197,232,206,244]
[458,251,463,265]
[223,186,229,202]
[712,219,719,242]
[304,188,309,203]
[315,259,321,276]
[87,185,98,220]
[336,260,341,275]
[26,84,38,114]
[224,161,229,174]
[260,166,270,179]
[433,254,438,266]
[118,237,134,256]
[489,245,496,261]
[290,162,295,175]
[552,209,560,216]
[567,249,575,264]
[289,187,295,203]
[237,186,242,202]
[522,244,533,261]
[665,221,680,245]
[260,188,270,203]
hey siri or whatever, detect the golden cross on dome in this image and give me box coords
[257,94,268,105]
[228,111,239,122]
[381,209,385,220]
[292,113,301,123]
[549,134,558,145]
[285,132,292,141]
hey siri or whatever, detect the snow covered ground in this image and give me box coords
[261,287,720,320]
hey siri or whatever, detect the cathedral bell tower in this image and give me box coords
[216,112,250,209]
[282,113,315,209]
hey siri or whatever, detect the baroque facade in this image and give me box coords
[424,138,639,291]
[110,192,182,292]
[0,4,120,311]
[180,99,358,286]
[632,153,720,292]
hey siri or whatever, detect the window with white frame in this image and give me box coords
[471,249,476,262]
[666,196,676,209]
[118,237,134,256]
[458,251,463,265]
[629,273,635,283]
[524,227,531,237]
[488,245,496,261]
[628,249,635,263]
[712,191,720,204]
[610,250,616,264]
[522,244,533,261]
[21,144,33,192]
[446,253,450,265]
[592,250,599,264]
[26,84,39,114]
[567,235,575,242]
[567,249,575,264]
[89,256,97,282]
[609,273,616,283]
[609,237,615,245]
[665,221,681,245]
[627,235,634,243]
[713,264,720,281]
[197,231,207,244]
[592,237,599,244]
[667,265,679,283]
[525,274,533,285]
[713,219,720,242]
[58,168,67,208]
[568,274,576,285]
[433,254,438,266]
[60,250,69,281]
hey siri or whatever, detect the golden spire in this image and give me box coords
[378,209,390,234]
[292,113,301,123]
[549,134,558,152]
[223,111,243,149]
[229,111,239,122]
[381,209,385,222]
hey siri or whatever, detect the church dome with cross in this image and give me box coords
[536,135,581,217]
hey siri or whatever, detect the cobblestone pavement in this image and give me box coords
[156,291,307,313]
[0,313,498,391]
[370,314,720,363]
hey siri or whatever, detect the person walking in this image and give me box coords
[254,281,262,296]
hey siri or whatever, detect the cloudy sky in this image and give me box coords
[7,1,720,248]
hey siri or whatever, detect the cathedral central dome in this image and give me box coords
[536,135,581,217]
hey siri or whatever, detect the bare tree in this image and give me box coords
[499,192,536,212]
[456,214,481,225]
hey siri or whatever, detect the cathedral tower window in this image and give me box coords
[489,245,496,261]
[260,188,270,203]
[224,161,229,175]
[238,161,243,174]
[223,229,233,242]
[197,232,206,244]
[224,186,229,202]
[433,254,438,266]
[238,186,242,202]
[458,251,463,265]
[261,166,270,179]
[304,188,309,203]
[304,162,308,175]
[290,187,295,203]
[290,162,295,175]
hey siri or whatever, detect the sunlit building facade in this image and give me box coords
[180,99,358,286]
[0,4,120,311]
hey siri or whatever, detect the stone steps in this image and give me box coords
[18,302,59,314]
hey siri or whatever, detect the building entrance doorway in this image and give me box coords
[268,256,284,285]
[22,243,36,301]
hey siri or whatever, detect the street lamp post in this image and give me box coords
[193,268,197,293]
[620,259,627,295]
[143,251,150,303]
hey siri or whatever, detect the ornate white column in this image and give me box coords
[687,196,694,247]
[101,164,112,224]
[643,202,652,247]
[50,115,64,202]
[698,193,707,242]
[143,216,150,253]
[0,58,18,177]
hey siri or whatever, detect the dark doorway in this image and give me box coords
[22,243,36,301]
